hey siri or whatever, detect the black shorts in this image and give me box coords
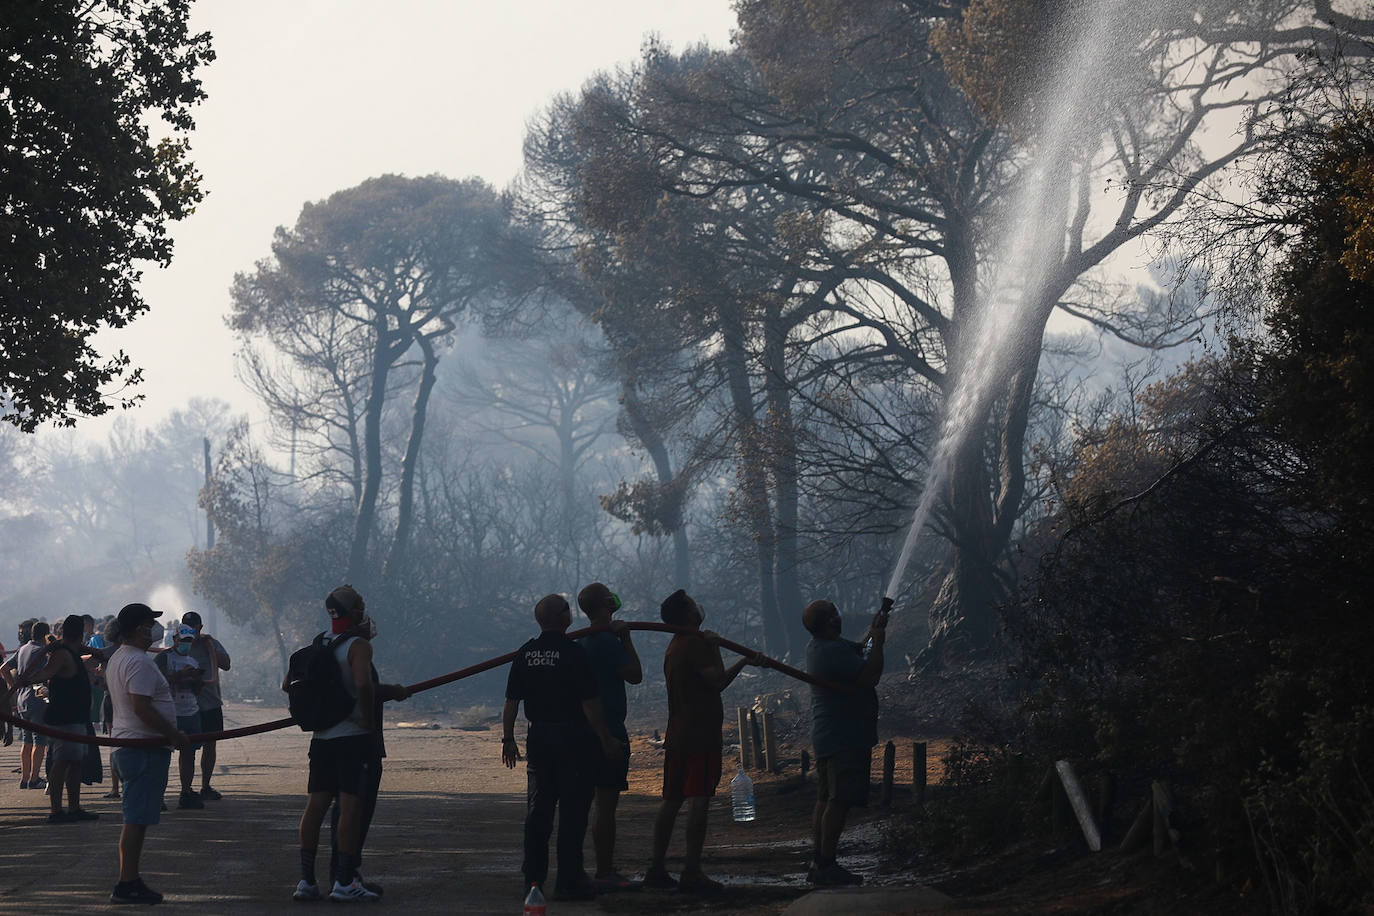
[198,705,224,735]
[817,746,873,808]
[307,734,380,797]
[591,737,630,791]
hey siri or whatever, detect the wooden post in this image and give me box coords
[1054,760,1102,852]
[762,711,780,772]
[880,740,895,807]
[749,710,765,769]
[737,707,752,770]
[913,741,927,804]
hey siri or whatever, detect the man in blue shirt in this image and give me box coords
[802,599,886,887]
[576,582,642,890]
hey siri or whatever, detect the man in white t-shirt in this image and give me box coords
[106,603,188,906]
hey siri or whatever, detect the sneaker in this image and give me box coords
[678,869,725,893]
[110,877,164,904]
[814,862,864,886]
[594,871,640,892]
[353,873,383,897]
[329,878,381,902]
[177,790,204,810]
[27,777,46,790]
[102,790,121,799]
[47,811,70,823]
[67,808,100,821]
[641,866,678,890]
[18,780,28,790]
[292,880,322,902]
[200,786,222,800]
[805,861,821,884]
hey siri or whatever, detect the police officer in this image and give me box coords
[502,594,621,902]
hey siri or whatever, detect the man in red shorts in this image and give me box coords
[643,589,756,892]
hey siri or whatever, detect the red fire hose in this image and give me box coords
[0,621,850,749]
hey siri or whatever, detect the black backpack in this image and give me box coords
[285,632,354,732]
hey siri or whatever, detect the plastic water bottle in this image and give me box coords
[730,768,756,822]
[523,883,545,916]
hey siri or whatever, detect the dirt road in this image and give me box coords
[0,703,914,913]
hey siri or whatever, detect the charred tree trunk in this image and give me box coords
[764,297,805,657]
[721,309,786,655]
[383,331,441,582]
[924,264,1069,662]
[347,318,406,584]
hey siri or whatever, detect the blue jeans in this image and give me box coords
[112,747,171,825]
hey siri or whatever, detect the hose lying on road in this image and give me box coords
[0,621,850,749]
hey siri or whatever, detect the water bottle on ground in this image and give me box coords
[731,767,756,822]
[523,883,545,916]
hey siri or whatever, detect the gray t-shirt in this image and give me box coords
[9,642,49,717]
[806,636,879,759]
[187,637,230,710]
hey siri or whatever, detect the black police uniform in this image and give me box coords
[505,630,599,891]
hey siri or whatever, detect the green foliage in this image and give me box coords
[985,77,1374,907]
[1265,104,1374,505]
[0,0,213,430]
[885,738,1039,865]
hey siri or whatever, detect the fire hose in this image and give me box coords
[0,621,855,749]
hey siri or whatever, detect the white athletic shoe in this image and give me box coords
[292,880,322,901]
[330,878,381,902]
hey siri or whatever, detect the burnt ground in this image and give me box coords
[0,699,1261,914]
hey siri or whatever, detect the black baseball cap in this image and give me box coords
[116,603,161,632]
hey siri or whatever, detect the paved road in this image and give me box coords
[0,703,889,913]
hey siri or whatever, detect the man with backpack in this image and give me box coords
[285,585,411,903]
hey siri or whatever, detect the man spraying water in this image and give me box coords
[802,596,891,886]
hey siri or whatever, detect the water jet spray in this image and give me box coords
[881,0,1132,617]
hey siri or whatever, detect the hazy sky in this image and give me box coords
[78,0,735,440]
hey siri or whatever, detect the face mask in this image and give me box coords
[175,642,191,656]
[365,617,378,640]
[330,614,352,635]
[610,592,623,612]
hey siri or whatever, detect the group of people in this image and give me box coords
[2,614,106,797]
[287,581,886,904]
[495,585,887,899]
[4,581,886,906]
[1,605,231,904]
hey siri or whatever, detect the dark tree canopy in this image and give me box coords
[0,0,213,430]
